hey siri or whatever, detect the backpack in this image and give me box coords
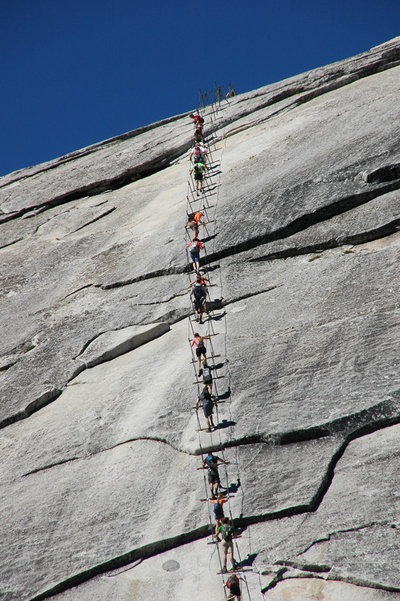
[193,284,205,301]
[203,367,212,384]
[204,397,213,412]
[227,574,239,587]
[201,388,212,403]
[187,212,196,221]
[214,500,224,518]
[198,116,205,125]
[206,454,217,469]
[193,148,203,163]
[222,524,233,542]
[189,240,199,253]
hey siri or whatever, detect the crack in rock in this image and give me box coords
[21,436,187,478]
[297,522,384,556]
[63,206,116,235]
[0,388,63,430]
[250,217,400,263]
[205,179,400,267]
[365,162,400,184]
[100,181,400,289]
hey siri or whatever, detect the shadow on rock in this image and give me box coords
[215,418,236,430]
[217,387,231,400]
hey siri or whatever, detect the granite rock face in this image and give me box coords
[1,37,400,601]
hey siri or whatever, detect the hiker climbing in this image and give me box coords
[196,385,215,431]
[190,162,207,196]
[190,275,207,324]
[210,492,228,537]
[187,236,203,272]
[189,273,209,287]
[202,451,228,498]
[202,361,214,394]
[190,113,204,141]
[218,517,239,573]
[224,572,244,599]
[186,210,205,240]
[190,142,208,165]
[191,333,210,375]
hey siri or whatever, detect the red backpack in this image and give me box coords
[227,574,239,587]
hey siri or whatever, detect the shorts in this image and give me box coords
[203,402,213,418]
[190,251,200,263]
[188,221,199,233]
[194,172,203,181]
[194,299,204,312]
[222,540,233,553]
[208,469,220,485]
[228,585,240,597]
[196,347,206,358]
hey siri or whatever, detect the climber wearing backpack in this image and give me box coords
[190,162,207,196]
[191,276,207,323]
[202,362,214,394]
[210,492,228,537]
[189,273,209,287]
[190,113,204,141]
[186,237,203,272]
[224,572,244,599]
[218,517,239,573]
[196,385,215,431]
[202,451,228,498]
[189,142,207,165]
[191,333,210,375]
[186,211,205,240]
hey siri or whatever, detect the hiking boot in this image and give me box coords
[221,565,227,573]
[198,368,203,377]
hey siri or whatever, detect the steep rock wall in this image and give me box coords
[1,37,400,601]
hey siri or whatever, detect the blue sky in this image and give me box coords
[1,0,399,177]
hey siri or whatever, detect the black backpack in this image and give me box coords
[203,368,212,384]
[214,500,224,518]
[198,116,205,125]
[193,284,205,301]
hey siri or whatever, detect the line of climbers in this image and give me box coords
[185,107,249,601]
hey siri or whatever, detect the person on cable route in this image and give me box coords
[186,236,204,272]
[210,492,228,538]
[201,361,214,394]
[189,141,208,164]
[189,113,204,141]
[186,210,205,240]
[196,384,215,431]
[218,517,240,573]
[202,451,228,499]
[190,274,207,324]
[190,162,207,196]
[189,272,209,287]
[191,333,210,376]
[224,571,244,598]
